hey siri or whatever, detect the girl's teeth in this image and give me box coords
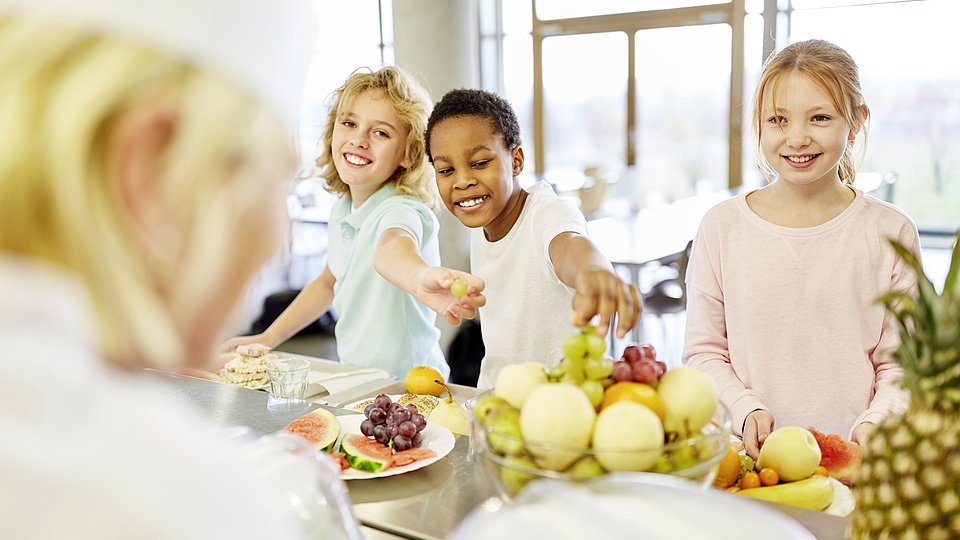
[787,155,814,163]
[346,154,369,165]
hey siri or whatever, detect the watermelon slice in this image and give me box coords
[391,447,437,467]
[807,427,861,485]
[341,434,394,472]
[283,407,340,453]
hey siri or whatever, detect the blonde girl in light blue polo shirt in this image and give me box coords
[224,66,485,379]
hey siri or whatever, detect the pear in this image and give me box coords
[656,366,718,437]
[428,380,470,436]
[404,365,446,396]
[494,362,548,409]
[567,456,606,480]
[520,382,596,471]
[473,394,512,427]
[500,454,537,496]
[486,407,525,456]
[756,426,822,482]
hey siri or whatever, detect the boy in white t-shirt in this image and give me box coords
[425,89,641,388]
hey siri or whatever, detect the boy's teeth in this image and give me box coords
[457,197,484,208]
[787,155,814,163]
[345,154,370,165]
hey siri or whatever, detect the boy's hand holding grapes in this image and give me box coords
[570,268,641,339]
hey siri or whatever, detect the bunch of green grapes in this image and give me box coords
[548,325,614,408]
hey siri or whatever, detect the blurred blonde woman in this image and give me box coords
[0,1,360,538]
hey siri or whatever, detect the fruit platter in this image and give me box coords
[281,395,455,479]
[468,326,733,498]
[711,426,859,517]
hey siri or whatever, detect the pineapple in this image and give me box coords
[850,233,960,540]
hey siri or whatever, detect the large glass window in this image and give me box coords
[536,0,729,20]
[788,0,960,231]
[542,33,628,176]
[633,24,731,206]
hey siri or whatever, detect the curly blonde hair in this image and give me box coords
[0,16,291,368]
[314,66,437,208]
[751,39,870,184]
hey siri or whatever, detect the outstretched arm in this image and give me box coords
[220,265,336,354]
[549,231,641,338]
[374,227,485,326]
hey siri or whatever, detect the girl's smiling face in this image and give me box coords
[331,89,410,206]
[760,71,854,188]
[429,115,525,241]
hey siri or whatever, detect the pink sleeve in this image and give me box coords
[850,223,918,434]
[682,232,767,437]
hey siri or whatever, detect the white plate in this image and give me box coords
[335,414,455,480]
[451,474,817,540]
[824,477,855,517]
[340,394,441,415]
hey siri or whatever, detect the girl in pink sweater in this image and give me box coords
[682,39,918,459]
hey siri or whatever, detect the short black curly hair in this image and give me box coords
[425,88,522,163]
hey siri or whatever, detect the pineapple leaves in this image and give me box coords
[943,231,960,294]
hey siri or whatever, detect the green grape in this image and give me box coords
[450,278,469,298]
[584,332,607,359]
[584,356,614,380]
[672,445,698,471]
[547,362,567,380]
[579,379,604,408]
[651,455,674,474]
[562,333,587,360]
[739,454,755,474]
[562,366,585,384]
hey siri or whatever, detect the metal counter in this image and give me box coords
[146,370,850,540]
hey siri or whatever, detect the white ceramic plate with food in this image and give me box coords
[336,414,455,480]
[341,393,442,416]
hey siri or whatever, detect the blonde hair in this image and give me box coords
[751,39,870,184]
[0,17,292,368]
[314,66,437,208]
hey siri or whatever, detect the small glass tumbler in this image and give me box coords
[267,357,311,399]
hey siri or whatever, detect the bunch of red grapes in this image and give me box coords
[611,343,668,386]
[361,393,427,452]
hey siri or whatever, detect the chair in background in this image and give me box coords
[638,239,693,366]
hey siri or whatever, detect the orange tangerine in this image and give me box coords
[599,381,666,420]
[713,445,741,489]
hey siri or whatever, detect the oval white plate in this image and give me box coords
[341,394,441,415]
[336,414,454,480]
[451,474,818,540]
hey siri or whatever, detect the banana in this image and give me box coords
[737,474,834,511]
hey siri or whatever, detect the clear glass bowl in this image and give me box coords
[468,397,732,500]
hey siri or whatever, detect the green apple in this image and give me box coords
[757,426,822,482]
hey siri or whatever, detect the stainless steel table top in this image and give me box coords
[146,370,850,540]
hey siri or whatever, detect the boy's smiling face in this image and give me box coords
[429,115,525,241]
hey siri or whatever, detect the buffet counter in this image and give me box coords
[147,367,851,540]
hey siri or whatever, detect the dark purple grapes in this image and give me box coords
[374,394,392,410]
[393,409,411,424]
[361,394,425,450]
[398,420,417,439]
[368,407,386,425]
[373,424,389,444]
[392,435,412,452]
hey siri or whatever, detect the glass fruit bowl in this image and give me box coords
[467,397,732,500]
